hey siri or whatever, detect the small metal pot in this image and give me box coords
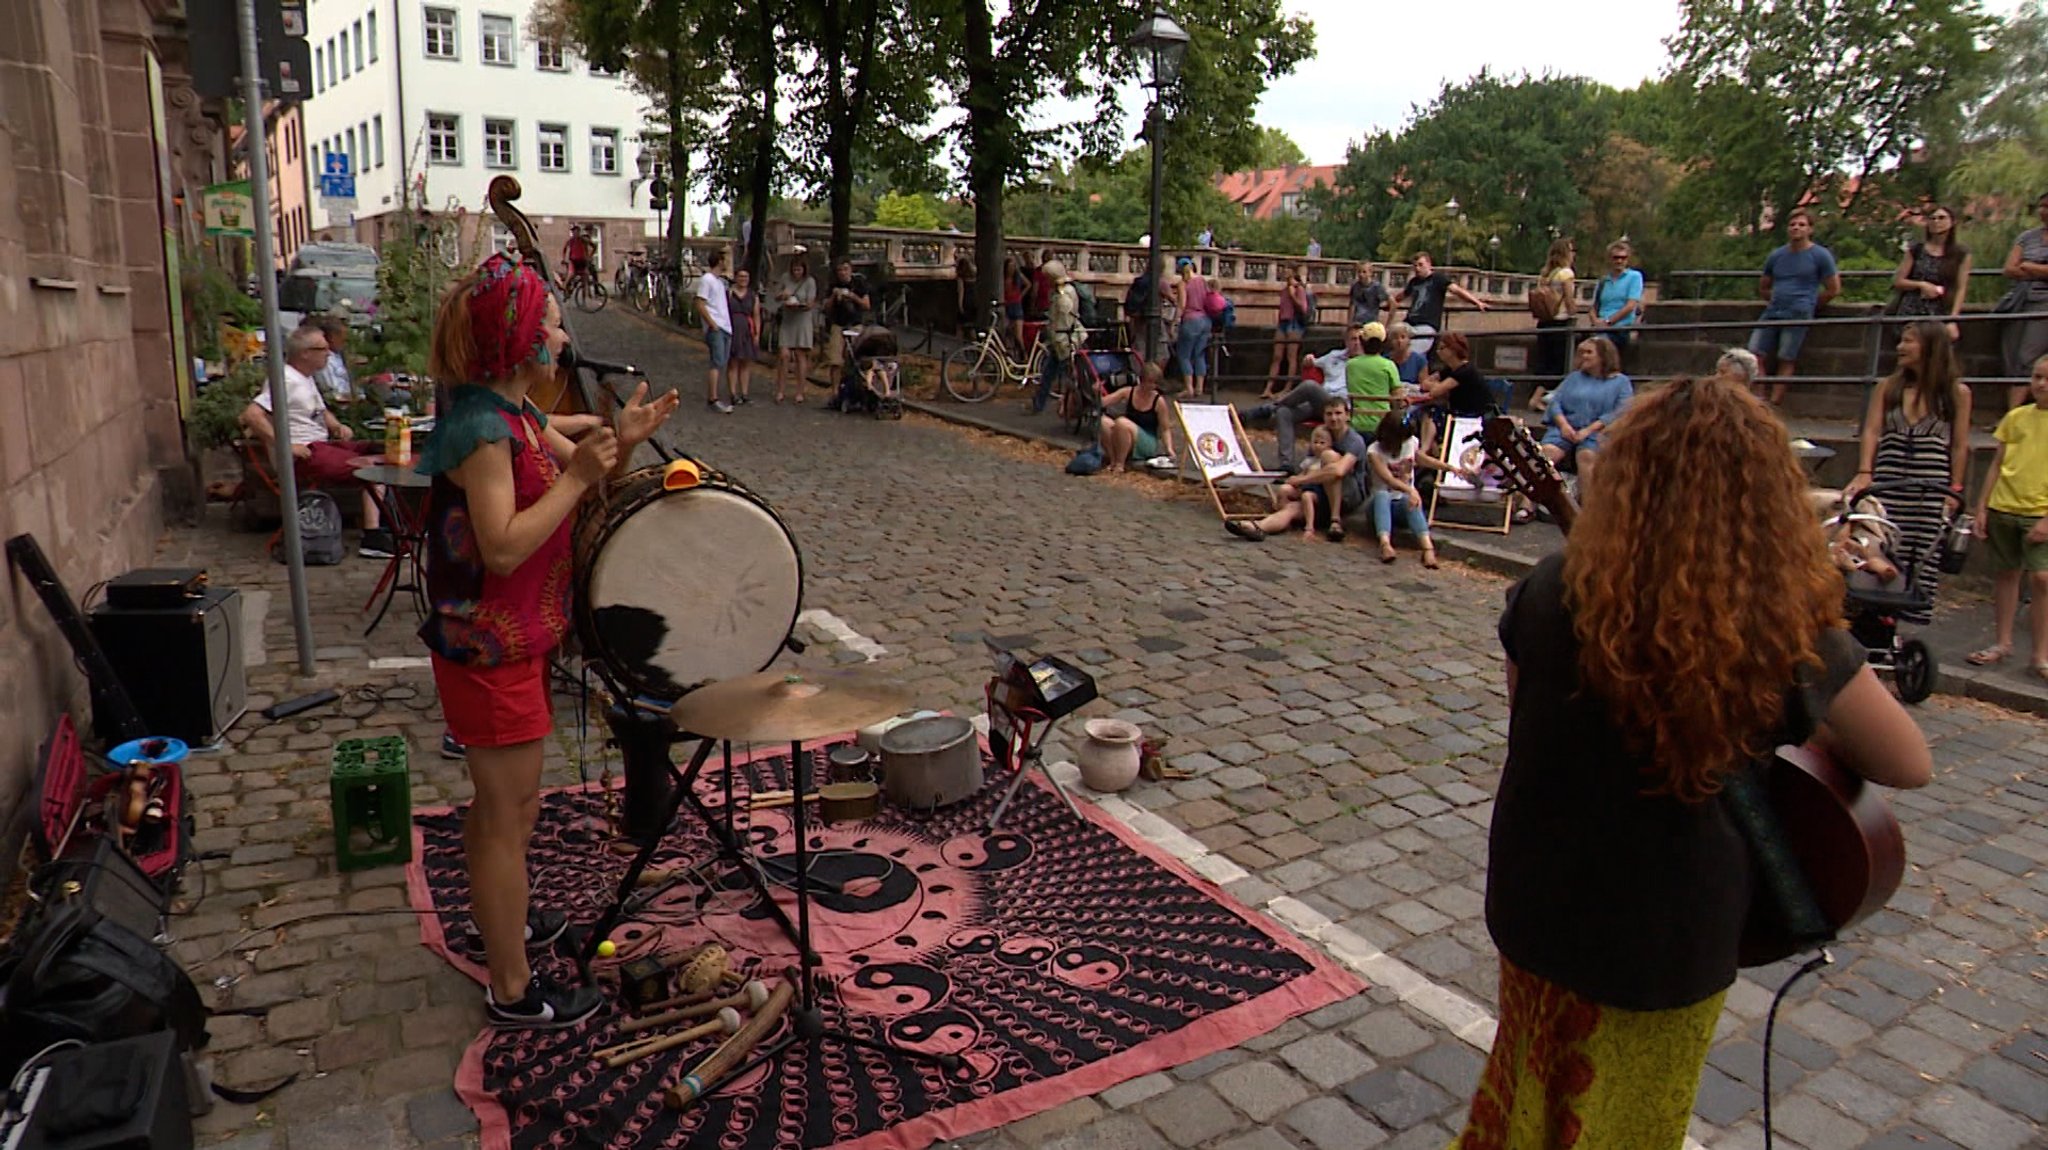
[828,744,874,784]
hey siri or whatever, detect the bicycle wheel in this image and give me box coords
[574,280,608,313]
[943,344,1001,403]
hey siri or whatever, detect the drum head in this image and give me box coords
[583,485,801,699]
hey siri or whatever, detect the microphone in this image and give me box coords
[562,345,644,378]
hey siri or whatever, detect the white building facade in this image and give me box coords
[301,0,659,265]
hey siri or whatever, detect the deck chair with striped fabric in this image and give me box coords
[1174,402,1288,526]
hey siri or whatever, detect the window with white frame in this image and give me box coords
[367,10,378,60]
[423,7,457,59]
[536,37,566,71]
[490,223,516,255]
[314,45,325,93]
[353,20,365,68]
[324,37,336,83]
[427,113,460,164]
[480,15,515,65]
[537,124,568,172]
[483,118,515,168]
[373,115,385,168]
[590,128,619,175]
[339,28,351,77]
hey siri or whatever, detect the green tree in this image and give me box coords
[1667,0,1993,228]
[872,190,943,230]
[1309,72,1618,271]
[930,0,1312,327]
[531,0,719,266]
[1249,125,1306,169]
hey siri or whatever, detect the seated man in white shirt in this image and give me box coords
[1247,325,1363,468]
[239,325,389,557]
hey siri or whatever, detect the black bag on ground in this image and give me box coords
[293,490,345,566]
[0,900,210,1073]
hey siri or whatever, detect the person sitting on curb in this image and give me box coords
[1246,325,1360,468]
[1366,412,1469,568]
[1226,394,1366,543]
[1098,361,1177,472]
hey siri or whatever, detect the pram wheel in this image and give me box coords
[1893,638,1935,704]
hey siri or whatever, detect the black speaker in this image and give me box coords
[8,1030,194,1150]
[89,588,246,746]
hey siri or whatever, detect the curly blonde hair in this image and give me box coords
[1562,376,1843,802]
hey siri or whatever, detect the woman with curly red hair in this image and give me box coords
[1450,375,1930,1148]
[418,253,677,1028]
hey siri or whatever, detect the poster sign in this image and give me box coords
[202,180,255,237]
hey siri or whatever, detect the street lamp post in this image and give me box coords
[1488,235,1501,273]
[1444,196,1459,264]
[1130,7,1189,366]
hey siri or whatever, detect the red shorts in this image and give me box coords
[299,439,368,487]
[431,654,555,748]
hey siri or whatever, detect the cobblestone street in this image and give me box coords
[175,308,2047,1150]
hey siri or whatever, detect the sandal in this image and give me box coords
[1378,542,1397,564]
[1967,645,2011,666]
[1422,548,1441,570]
[1225,520,1267,543]
[2031,662,2048,681]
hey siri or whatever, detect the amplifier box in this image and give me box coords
[89,588,246,746]
[103,569,206,611]
[7,1029,193,1150]
[34,838,169,938]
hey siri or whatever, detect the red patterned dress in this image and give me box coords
[416,385,574,745]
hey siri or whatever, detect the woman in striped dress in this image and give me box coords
[1845,319,1973,627]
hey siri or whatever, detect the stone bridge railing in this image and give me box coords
[676,221,1611,330]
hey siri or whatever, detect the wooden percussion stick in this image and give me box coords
[620,979,768,1034]
[596,1007,741,1069]
[663,977,796,1110]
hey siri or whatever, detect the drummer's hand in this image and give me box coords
[569,428,620,485]
[617,382,681,446]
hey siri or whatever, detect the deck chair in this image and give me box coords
[1175,402,1287,525]
[1428,414,1515,534]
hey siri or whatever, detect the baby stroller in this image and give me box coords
[1061,348,1138,441]
[1821,478,1957,704]
[829,324,903,419]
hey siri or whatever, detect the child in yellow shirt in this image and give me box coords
[1971,355,2048,676]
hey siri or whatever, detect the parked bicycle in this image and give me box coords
[942,300,1051,403]
[615,250,651,311]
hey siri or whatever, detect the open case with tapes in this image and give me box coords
[29,716,187,898]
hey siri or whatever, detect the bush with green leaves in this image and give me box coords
[185,359,265,452]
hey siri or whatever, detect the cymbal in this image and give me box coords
[669,669,913,743]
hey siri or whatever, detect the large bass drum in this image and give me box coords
[574,459,803,701]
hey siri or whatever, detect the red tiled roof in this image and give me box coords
[1214,164,1341,220]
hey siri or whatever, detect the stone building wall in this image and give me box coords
[0,0,194,877]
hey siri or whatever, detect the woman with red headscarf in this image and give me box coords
[418,253,678,1027]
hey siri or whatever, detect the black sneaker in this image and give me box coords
[440,731,466,760]
[525,907,568,948]
[358,529,396,559]
[486,971,602,1029]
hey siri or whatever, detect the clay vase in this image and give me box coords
[1076,718,1144,793]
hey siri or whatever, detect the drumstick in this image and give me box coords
[620,979,768,1034]
[595,1006,741,1069]
[747,790,821,810]
[664,976,797,1110]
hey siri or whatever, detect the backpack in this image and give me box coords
[1065,443,1105,476]
[1204,289,1227,320]
[1528,284,1562,321]
[1070,280,1101,329]
[293,490,345,566]
[1210,295,1237,330]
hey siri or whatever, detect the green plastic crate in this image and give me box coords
[329,735,412,871]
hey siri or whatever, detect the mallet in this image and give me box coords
[620,979,769,1035]
[594,1006,743,1069]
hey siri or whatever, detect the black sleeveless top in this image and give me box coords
[1125,390,1162,435]
[1488,554,1866,1009]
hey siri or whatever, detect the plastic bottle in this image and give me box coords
[383,407,404,461]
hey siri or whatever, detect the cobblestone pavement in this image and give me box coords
[171,308,2046,1150]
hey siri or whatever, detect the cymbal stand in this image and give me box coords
[574,708,801,984]
[670,738,955,1113]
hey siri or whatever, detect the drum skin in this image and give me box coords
[575,464,803,701]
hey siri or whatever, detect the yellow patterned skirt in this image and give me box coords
[1449,956,1725,1150]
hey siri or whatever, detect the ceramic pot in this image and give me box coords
[1077,718,1143,793]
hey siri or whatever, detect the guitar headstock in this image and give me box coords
[1480,416,1577,533]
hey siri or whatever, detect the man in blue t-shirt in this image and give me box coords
[1593,240,1645,366]
[1749,208,1842,405]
